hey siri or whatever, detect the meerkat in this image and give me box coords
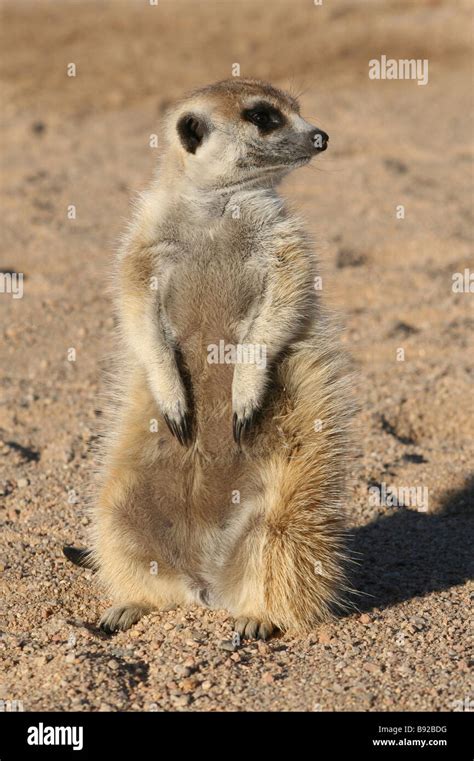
[66,79,354,639]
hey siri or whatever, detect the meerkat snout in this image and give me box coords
[311,127,329,153]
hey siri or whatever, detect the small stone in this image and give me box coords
[363,661,380,674]
[191,630,206,643]
[218,639,237,652]
[172,694,191,707]
[359,614,371,625]
[318,627,332,645]
[336,247,367,269]
[173,665,191,678]
[201,680,213,691]
[17,478,29,488]
[32,121,46,135]
[410,616,427,630]
[107,659,119,670]
[46,618,64,635]
[179,677,198,693]
[261,672,274,685]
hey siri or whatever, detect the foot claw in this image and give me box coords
[99,605,148,634]
[234,617,275,641]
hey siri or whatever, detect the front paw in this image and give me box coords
[147,370,193,446]
[163,402,193,447]
[232,365,266,445]
[162,400,192,446]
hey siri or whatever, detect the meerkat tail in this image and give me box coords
[63,545,97,571]
[259,454,348,632]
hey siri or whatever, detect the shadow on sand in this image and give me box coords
[348,474,474,613]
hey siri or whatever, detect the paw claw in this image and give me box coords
[163,409,192,447]
[99,605,147,634]
[232,411,254,445]
[234,617,275,641]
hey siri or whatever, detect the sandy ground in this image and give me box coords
[0,0,473,712]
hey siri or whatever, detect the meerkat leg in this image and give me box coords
[232,240,315,443]
[126,302,192,445]
[99,604,151,634]
[92,370,198,630]
[118,244,192,445]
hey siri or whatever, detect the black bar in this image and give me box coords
[0,711,471,759]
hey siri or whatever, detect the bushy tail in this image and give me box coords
[63,545,97,571]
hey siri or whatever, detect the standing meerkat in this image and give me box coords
[68,79,354,639]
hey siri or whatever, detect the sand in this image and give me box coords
[0,0,472,712]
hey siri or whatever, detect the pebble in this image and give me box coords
[179,677,199,693]
[173,665,191,678]
[410,616,427,630]
[218,639,237,652]
[318,628,332,645]
[172,694,191,707]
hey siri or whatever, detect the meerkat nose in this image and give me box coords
[310,128,329,153]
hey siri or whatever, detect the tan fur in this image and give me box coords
[89,79,354,636]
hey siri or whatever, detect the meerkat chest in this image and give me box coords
[160,224,268,346]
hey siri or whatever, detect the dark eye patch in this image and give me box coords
[242,102,286,134]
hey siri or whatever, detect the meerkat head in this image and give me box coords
[162,79,328,194]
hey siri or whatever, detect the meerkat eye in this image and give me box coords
[177,113,208,154]
[242,103,285,134]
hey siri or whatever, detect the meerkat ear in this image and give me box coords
[177,113,208,154]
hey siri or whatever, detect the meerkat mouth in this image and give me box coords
[216,159,311,194]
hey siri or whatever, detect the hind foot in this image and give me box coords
[234,617,275,641]
[99,604,150,634]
